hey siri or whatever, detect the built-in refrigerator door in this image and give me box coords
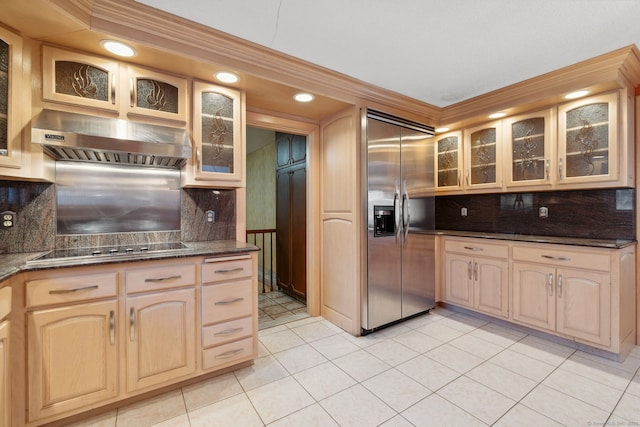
[401,127,436,317]
[365,117,402,331]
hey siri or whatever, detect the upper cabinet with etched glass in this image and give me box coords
[435,131,463,191]
[42,46,188,124]
[504,109,553,188]
[464,121,502,190]
[0,27,23,169]
[183,81,243,186]
[558,92,618,185]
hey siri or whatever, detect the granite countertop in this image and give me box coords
[436,230,636,249]
[0,240,259,283]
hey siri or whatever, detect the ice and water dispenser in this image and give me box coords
[373,205,395,237]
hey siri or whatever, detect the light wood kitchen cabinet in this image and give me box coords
[512,243,635,352]
[435,131,463,192]
[125,288,196,392]
[201,255,256,371]
[27,300,119,421]
[503,108,554,189]
[0,286,11,427]
[463,121,503,191]
[182,81,244,187]
[443,238,509,318]
[0,26,23,170]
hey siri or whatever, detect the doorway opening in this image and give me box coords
[246,126,309,329]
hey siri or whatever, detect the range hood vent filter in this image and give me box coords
[31,109,193,168]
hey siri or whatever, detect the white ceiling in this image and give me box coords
[137,0,640,108]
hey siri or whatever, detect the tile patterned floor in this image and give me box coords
[68,307,640,426]
[258,290,309,330]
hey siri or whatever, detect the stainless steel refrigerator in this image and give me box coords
[362,109,436,334]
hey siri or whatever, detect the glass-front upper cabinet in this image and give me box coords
[435,131,463,192]
[558,92,618,185]
[503,109,554,188]
[124,65,188,124]
[464,121,502,190]
[0,27,23,169]
[189,81,243,185]
[42,46,119,113]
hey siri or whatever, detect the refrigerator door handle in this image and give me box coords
[402,180,410,240]
[394,191,401,243]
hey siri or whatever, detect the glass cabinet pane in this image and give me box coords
[469,127,497,185]
[200,91,234,173]
[511,117,545,181]
[54,61,109,101]
[436,134,459,187]
[135,79,179,113]
[0,38,8,156]
[564,102,609,177]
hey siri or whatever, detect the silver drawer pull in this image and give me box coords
[145,275,182,282]
[463,246,483,251]
[214,349,244,359]
[49,285,99,295]
[215,297,245,306]
[214,267,244,274]
[109,310,115,346]
[541,255,571,261]
[214,327,244,337]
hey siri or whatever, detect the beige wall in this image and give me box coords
[246,132,276,231]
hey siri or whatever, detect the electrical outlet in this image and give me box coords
[539,207,549,218]
[1,211,16,228]
[205,210,215,224]
[461,207,468,217]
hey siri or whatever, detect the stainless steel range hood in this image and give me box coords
[31,109,193,168]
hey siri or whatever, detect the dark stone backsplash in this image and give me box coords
[0,180,236,254]
[436,188,635,240]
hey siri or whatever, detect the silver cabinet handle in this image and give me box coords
[463,246,483,251]
[473,262,478,281]
[465,170,470,186]
[215,297,245,306]
[129,77,135,107]
[559,158,564,180]
[49,285,99,295]
[545,159,550,180]
[109,310,115,346]
[557,274,563,298]
[145,275,182,282]
[457,171,461,187]
[111,74,117,105]
[213,327,244,337]
[541,255,571,261]
[129,307,135,341]
[214,349,243,359]
[467,261,472,281]
[548,273,554,296]
[214,268,243,274]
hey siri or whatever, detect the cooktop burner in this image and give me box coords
[32,242,188,261]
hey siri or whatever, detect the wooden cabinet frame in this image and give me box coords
[0,27,23,169]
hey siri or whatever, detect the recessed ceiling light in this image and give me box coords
[100,40,135,57]
[489,112,506,119]
[435,127,450,133]
[294,93,314,103]
[565,90,589,99]
[215,72,239,84]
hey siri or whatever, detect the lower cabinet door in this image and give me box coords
[444,253,474,308]
[512,262,556,331]
[556,268,611,346]
[0,320,9,427]
[126,288,196,392]
[27,300,118,421]
[474,257,509,318]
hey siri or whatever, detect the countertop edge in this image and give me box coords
[0,240,259,283]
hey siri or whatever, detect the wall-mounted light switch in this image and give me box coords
[539,207,549,218]
[1,211,16,228]
[205,210,215,224]
[461,207,468,217]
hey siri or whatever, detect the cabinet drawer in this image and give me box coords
[126,264,196,294]
[202,337,253,370]
[202,316,253,348]
[202,257,252,284]
[26,272,117,308]
[445,239,509,259]
[512,245,610,271]
[202,280,252,325]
